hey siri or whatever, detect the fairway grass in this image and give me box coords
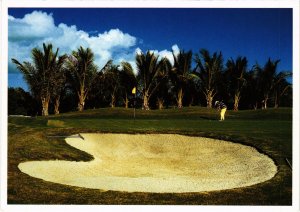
[8,107,292,204]
[18,133,277,193]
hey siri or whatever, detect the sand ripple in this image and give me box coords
[18,133,277,193]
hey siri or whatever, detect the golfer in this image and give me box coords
[215,101,227,121]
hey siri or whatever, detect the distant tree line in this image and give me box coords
[10,43,292,116]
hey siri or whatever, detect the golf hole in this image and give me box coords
[18,133,277,193]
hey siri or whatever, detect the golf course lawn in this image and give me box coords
[8,107,292,205]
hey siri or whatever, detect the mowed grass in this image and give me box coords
[8,107,292,205]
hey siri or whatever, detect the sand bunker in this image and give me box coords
[18,133,277,193]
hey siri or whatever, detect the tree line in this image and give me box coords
[10,43,292,116]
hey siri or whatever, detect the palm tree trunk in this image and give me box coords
[157,98,164,110]
[253,102,258,110]
[262,95,268,109]
[177,88,184,108]
[233,92,241,111]
[111,94,116,108]
[123,93,129,109]
[206,90,213,108]
[41,96,50,116]
[143,91,149,110]
[78,92,85,112]
[274,92,279,108]
[264,100,267,109]
[54,96,60,115]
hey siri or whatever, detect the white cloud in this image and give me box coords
[135,47,142,55]
[148,44,180,65]
[8,11,56,41]
[95,29,136,49]
[157,49,174,63]
[172,44,180,56]
[8,11,137,72]
[8,10,180,76]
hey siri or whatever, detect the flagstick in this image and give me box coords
[134,93,136,120]
[132,87,136,120]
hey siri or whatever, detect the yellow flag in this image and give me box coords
[132,87,136,94]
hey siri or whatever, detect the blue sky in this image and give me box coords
[8,8,293,90]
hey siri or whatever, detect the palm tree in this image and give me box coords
[136,51,169,110]
[66,46,110,112]
[12,43,64,116]
[102,64,121,108]
[254,59,290,109]
[52,54,67,114]
[170,50,195,108]
[119,62,137,108]
[194,49,223,108]
[241,68,261,110]
[225,56,248,111]
[155,76,171,110]
[272,72,292,108]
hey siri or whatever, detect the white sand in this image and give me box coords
[18,133,277,193]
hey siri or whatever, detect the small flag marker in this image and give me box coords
[132,87,136,94]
